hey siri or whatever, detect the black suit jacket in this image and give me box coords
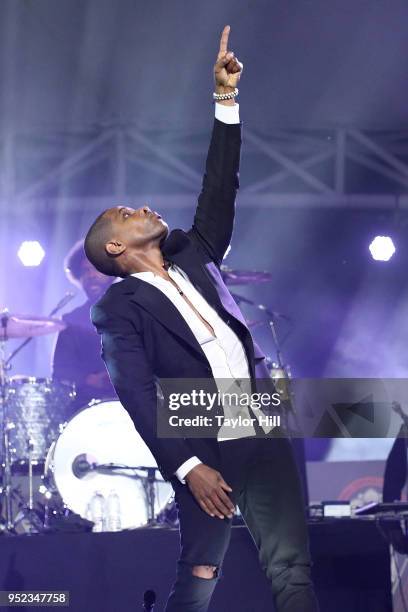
[92,118,270,481]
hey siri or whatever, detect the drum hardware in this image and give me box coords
[88,461,164,526]
[221,266,273,286]
[0,477,42,535]
[2,438,43,535]
[231,292,292,335]
[263,306,301,435]
[13,506,44,535]
[231,293,291,318]
[1,311,16,532]
[6,377,76,471]
[245,319,263,330]
[267,362,292,402]
[71,459,165,527]
[27,439,34,510]
[3,293,74,368]
[144,466,160,525]
[230,293,300,434]
[0,294,74,534]
[39,476,71,532]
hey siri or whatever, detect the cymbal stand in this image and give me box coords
[266,311,301,435]
[28,439,34,511]
[0,311,15,532]
[229,294,299,433]
[143,467,158,525]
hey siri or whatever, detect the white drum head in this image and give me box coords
[49,400,172,529]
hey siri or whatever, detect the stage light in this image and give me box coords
[17,241,45,267]
[369,236,395,262]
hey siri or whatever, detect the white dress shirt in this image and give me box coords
[131,103,271,483]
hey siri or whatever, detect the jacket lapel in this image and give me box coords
[162,230,257,375]
[117,276,207,362]
[167,235,251,335]
[162,229,236,315]
[116,228,254,368]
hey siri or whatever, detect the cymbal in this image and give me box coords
[0,311,66,339]
[221,266,272,286]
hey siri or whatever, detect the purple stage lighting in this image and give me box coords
[17,241,45,267]
[369,236,395,262]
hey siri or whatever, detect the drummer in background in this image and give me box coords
[52,239,114,412]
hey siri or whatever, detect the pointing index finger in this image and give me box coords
[219,25,230,55]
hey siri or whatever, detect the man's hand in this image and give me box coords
[185,463,235,519]
[214,25,243,99]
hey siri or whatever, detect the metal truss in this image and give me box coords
[1,123,408,214]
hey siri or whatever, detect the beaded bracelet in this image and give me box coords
[213,87,239,101]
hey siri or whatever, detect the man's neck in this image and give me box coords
[125,246,169,279]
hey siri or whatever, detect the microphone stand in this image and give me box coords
[83,463,162,526]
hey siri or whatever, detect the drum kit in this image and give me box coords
[0,309,174,535]
[0,267,295,535]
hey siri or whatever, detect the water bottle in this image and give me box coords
[84,501,93,523]
[106,489,121,532]
[89,491,106,532]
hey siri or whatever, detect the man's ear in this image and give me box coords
[105,240,126,256]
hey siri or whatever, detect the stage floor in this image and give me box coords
[0,519,392,612]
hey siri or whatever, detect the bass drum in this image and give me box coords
[44,399,173,529]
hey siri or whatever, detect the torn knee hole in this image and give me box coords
[192,565,218,579]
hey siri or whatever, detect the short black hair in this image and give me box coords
[64,239,87,285]
[84,211,121,277]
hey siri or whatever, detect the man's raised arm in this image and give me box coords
[191,26,244,266]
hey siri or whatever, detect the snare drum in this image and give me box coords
[44,399,173,530]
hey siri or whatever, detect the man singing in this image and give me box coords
[84,26,319,612]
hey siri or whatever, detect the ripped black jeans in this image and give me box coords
[165,437,319,612]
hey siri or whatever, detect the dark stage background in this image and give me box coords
[1,0,408,387]
[0,1,407,607]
